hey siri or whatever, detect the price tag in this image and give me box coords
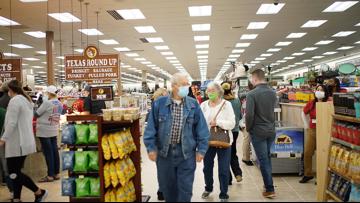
[64,148,70,152]
[312,119,317,124]
[79,175,85,179]
[77,148,83,152]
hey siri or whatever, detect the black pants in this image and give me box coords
[7,156,39,199]
[229,132,243,183]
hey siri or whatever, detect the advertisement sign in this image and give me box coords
[65,46,119,83]
[271,129,304,155]
[90,86,114,101]
[0,52,22,82]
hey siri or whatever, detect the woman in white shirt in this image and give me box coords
[200,82,236,202]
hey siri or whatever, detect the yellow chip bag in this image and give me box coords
[104,163,111,188]
[113,131,126,159]
[105,190,111,202]
[109,162,119,188]
[126,158,136,178]
[110,189,116,203]
[116,185,126,202]
[102,136,111,160]
[108,134,119,159]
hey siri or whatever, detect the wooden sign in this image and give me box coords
[0,52,22,82]
[90,86,114,101]
[65,46,119,82]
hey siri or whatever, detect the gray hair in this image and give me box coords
[171,72,188,86]
[206,82,224,97]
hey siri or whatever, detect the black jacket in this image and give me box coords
[0,93,11,109]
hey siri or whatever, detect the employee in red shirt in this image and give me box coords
[300,84,329,184]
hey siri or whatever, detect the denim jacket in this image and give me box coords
[144,96,210,160]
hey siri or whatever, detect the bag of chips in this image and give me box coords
[62,178,76,197]
[128,181,136,202]
[75,178,90,197]
[108,134,119,159]
[109,162,119,187]
[73,151,89,172]
[116,186,126,202]
[88,124,98,144]
[102,136,111,160]
[62,124,76,145]
[110,188,117,202]
[350,184,360,202]
[112,131,126,159]
[104,163,111,188]
[126,158,136,178]
[88,151,99,171]
[105,190,111,202]
[75,124,90,145]
[89,178,100,197]
[62,151,75,171]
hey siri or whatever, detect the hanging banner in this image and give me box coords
[65,46,119,83]
[0,52,22,82]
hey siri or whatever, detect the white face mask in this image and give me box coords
[315,91,325,100]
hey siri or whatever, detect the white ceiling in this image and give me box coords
[0,0,360,85]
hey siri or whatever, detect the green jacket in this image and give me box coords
[0,107,5,135]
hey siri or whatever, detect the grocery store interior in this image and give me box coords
[0,0,360,202]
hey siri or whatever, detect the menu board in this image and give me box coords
[0,52,22,82]
[65,46,119,83]
[90,86,114,101]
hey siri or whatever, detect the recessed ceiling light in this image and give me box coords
[166,57,177,60]
[256,3,285,14]
[196,44,209,49]
[303,59,314,62]
[247,22,269,29]
[356,23,360,26]
[188,6,212,17]
[295,62,304,65]
[9,44,33,49]
[255,57,266,61]
[332,31,356,37]
[169,60,180,64]
[116,9,146,20]
[198,59,208,62]
[0,16,20,26]
[114,47,130,52]
[141,61,152,65]
[337,46,354,50]
[154,46,169,50]
[198,56,208,59]
[302,47,318,51]
[323,1,358,12]
[275,41,292,46]
[146,37,164,43]
[194,35,210,41]
[236,43,251,48]
[25,58,40,61]
[301,20,327,28]
[74,49,83,53]
[355,41,360,44]
[284,57,295,60]
[261,53,273,57]
[48,13,81,23]
[99,39,119,45]
[323,51,338,55]
[134,58,146,61]
[267,48,281,52]
[78,29,103,36]
[134,26,156,33]
[36,51,47,55]
[240,34,258,40]
[232,49,245,53]
[3,53,19,57]
[287,32,307,38]
[229,54,240,58]
[197,50,209,54]
[292,52,305,56]
[315,40,334,45]
[24,31,46,38]
[312,56,325,59]
[161,52,174,56]
[192,24,211,31]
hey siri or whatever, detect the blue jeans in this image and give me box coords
[250,134,275,193]
[203,147,231,199]
[39,137,60,177]
[157,144,196,202]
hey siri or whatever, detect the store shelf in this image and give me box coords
[69,171,100,177]
[67,144,99,149]
[326,190,342,202]
[328,168,360,186]
[331,137,360,151]
[69,197,101,202]
[67,115,99,122]
[101,120,136,125]
[333,114,360,124]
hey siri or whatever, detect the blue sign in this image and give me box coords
[201,80,213,90]
[271,129,304,154]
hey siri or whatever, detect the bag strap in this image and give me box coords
[213,101,226,121]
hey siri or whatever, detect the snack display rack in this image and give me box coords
[64,115,142,202]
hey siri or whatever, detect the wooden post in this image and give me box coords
[46,31,55,85]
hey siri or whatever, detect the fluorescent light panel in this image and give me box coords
[146,37,164,43]
[188,6,212,17]
[74,49,84,53]
[284,57,295,60]
[292,52,305,56]
[337,46,354,50]
[257,3,285,14]
[301,20,327,28]
[36,51,47,55]
[287,32,307,38]
[196,44,209,49]
[247,22,269,29]
[79,29,103,36]
[332,31,356,37]
[25,58,40,61]
[275,41,292,46]
[161,52,174,56]
[24,31,46,38]
[232,49,245,53]
[302,47,318,51]
[323,51,338,55]
[229,54,240,58]
[48,13,81,23]
[323,1,358,12]
[194,35,210,41]
[255,57,266,61]
[261,53,273,57]
[134,26,156,33]
[197,50,209,54]
[114,47,130,52]
[0,16,20,26]
[116,9,145,20]
[267,48,281,52]
[312,56,324,59]
[240,34,258,40]
[99,39,119,45]
[315,40,334,45]
[9,44,33,49]
[236,43,251,47]
[3,53,19,57]
[192,24,211,31]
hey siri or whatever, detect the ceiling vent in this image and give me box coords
[139,38,149,43]
[107,10,124,20]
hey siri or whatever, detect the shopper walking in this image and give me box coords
[246,69,277,199]
[0,80,48,202]
[35,85,63,183]
[300,85,329,184]
[201,82,235,202]
[144,73,210,202]
[221,81,243,184]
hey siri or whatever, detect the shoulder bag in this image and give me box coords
[209,101,231,148]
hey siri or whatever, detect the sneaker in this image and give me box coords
[220,198,229,202]
[220,194,229,202]
[242,160,254,166]
[299,176,314,184]
[263,191,276,199]
[35,190,48,202]
[202,191,212,199]
[236,176,243,182]
[157,191,164,201]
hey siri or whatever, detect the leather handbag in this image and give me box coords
[209,102,231,148]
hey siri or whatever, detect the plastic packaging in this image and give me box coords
[88,151,99,171]
[75,178,90,197]
[75,124,90,144]
[62,151,75,171]
[89,178,100,197]
[104,163,111,188]
[102,136,111,160]
[88,124,98,144]
[62,178,76,197]
[73,151,89,172]
[62,124,76,145]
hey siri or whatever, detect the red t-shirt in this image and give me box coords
[304,100,317,129]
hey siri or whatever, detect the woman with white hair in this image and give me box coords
[200,82,236,202]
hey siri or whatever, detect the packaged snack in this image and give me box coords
[88,124,99,144]
[335,147,345,173]
[340,149,351,175]
[75,124,90,144]
[110,188,117,202]
[349,184,360,202]
[75,178,90,197]
[62,151,75,171]
[103,109,112,121]
[104,163,111,188]
[328,173,336,192]
[116,160,126,186]
[112,131,126,159]
[62,178,76,197]
[73,151,89,172]
[116,186,126,202]
[89,178,100,197]
[128,181,136,202]
[105,190,111,202]
[352,152,360,182]
[62,124,76,145]
[102,136,111,160]
[126,158,136,178]
[88,151,99,171]
[108,134,119,159]
[109,162,119,187]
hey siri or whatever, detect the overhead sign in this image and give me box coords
[65,46,119,82]
[90,86,114,101]
[0,52,22,82]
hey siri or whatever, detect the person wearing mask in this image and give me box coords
[82,86,106,115]
[246,69,277,198]
[144,73,209,202]
[0,80,48,202]
[35,86,63,183]
[300,85,329,184]
[201,82,235,202]
[221,81,243,184]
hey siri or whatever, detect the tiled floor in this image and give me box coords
[0,135,317,202]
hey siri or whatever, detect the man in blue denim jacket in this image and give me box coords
[144,73,210,202]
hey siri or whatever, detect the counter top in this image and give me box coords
[280,103,306,107]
